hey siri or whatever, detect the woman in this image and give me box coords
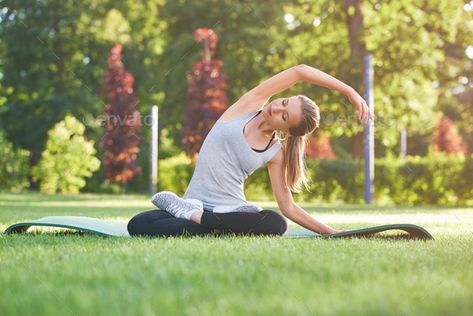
[127,64,373,237]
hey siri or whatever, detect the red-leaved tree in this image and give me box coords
[182,28,228,160]
[305,133,337,160]
[433,115,468,155]
[100,44,142,185]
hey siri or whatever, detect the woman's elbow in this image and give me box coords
[294,64,307,80]
[279,203,294,217]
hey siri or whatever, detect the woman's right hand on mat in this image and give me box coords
[328,228,347,234]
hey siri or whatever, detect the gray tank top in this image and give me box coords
[183,111,282,212]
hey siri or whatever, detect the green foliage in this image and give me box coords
[1,0,471,194]
[0,130,30,192]
[376,153,473,206]
[157,1,472,156]
[97,182,125,194]
[0,0,110,157]
[303,154,473,206]
[157,152,194,196]
[0,0,165,163]
[32,115,100,194]
[159,128,185,160]
[283,0,472,152]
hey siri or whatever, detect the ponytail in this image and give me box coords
[282,134,310,192]
[281,95,320,193]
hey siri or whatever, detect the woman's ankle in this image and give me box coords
[190,211,203,224]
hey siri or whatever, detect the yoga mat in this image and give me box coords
[3,216,433,240]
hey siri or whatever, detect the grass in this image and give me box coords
[1,192,472,316]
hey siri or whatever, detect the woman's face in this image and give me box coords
[263,96,303,134]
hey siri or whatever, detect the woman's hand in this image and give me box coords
[323,228,347,235]
[346,88,374,124]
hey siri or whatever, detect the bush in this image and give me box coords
[157,152,473,206]
[157,152,194,196]
[32,114,100,194]
[376,153,473,205]
[0,130,30,192]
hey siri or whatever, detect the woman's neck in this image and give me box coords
[249,111,275,138]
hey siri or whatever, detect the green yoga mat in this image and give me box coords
[3,216,433,240]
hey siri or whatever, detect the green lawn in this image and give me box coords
[1,192,472,316]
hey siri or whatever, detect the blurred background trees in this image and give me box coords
[0,0,471,202]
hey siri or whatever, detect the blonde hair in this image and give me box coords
[280,95,320,192]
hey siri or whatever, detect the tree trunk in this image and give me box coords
[344,0,366,158]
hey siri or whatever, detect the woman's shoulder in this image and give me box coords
[217,109,259,123]
[218,94,268,122]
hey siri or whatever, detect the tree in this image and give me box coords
[161,1,471,158]
[432,115,468,155]
[32,114,100,194]
[158,0,287,145]
[0,0,166,192]
[182,28,228,159]
[100,44,141,185]
[0,0,110,164]
[271,0,471,157]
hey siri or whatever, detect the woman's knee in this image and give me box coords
[127,213,145,235]
[259,210,287,235]
[127,209,164,236]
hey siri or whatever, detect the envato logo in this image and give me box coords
[81,113,156,127]
[81,112,396,128]
[320,113,396,128]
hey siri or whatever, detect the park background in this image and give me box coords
[0,0,472,205]
[1,1,473,316]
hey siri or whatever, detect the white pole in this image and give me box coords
[400,129,407,161]
[363,53,375,204]
[149,105,158,195]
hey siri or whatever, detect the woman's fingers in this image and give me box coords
[360,102,366,122]
[358,101,364,121]
[350,92,373,124]
[360,101,373,124]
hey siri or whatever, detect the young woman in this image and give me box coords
[127,64,373,237]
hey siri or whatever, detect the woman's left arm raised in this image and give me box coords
[230,64,373,124]
[296,64,374,124]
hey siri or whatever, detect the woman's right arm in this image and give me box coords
[267,150,340,235]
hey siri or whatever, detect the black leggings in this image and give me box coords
[127,209,287,237]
